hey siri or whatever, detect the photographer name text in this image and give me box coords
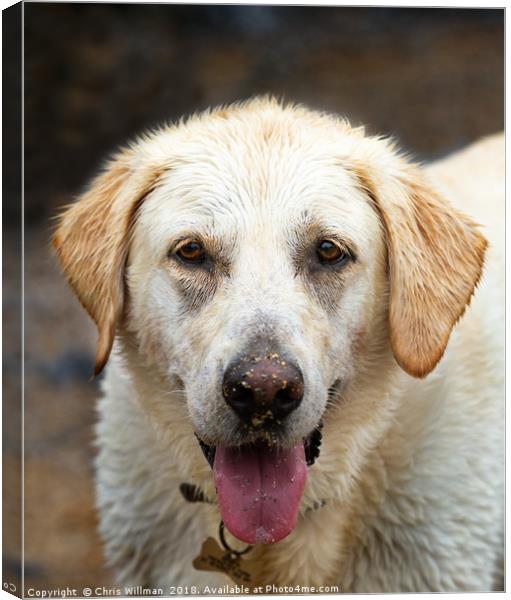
[27,583,340,597]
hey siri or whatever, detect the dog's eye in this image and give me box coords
[176,241,206,264]
[316,240,349,265]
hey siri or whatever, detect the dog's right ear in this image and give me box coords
[52,150,162,375]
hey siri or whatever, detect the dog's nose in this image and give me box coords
[222,353,304,424]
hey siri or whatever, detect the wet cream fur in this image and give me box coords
[53,99,504,592]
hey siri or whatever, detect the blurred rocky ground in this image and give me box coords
[4,4,503,592]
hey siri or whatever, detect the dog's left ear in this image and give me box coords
[353,149,487,378]
[52,150,162,375]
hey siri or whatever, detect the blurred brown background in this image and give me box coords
[4,3,503,594]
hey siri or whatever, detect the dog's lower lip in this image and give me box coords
[196,436,216,468]
[196,422,323,468]
[304,422,323,465]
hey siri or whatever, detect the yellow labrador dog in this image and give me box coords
[53,98,504,592]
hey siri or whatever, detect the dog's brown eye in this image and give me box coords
[176,241,206,264]
[316,240,348,265]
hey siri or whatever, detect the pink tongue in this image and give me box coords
[213,443,307,544]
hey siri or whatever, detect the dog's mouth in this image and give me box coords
[196,424,322,545]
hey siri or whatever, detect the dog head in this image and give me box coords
[53,98,486,544]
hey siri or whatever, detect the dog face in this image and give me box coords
[126,129,387,451]
[53,98,486,545]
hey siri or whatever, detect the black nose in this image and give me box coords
[222,352,304,425]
